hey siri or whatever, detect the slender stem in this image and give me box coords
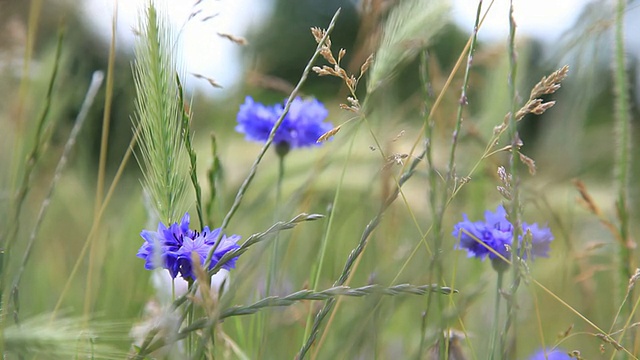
[176,75,204,230]
[203,8,342,268]
[51,126,140,318]
[187,279,195,356]
[135,284,455,358]
[503,2,521,357]
[303,126,358,348]
[260,152,286,356]
[613,0,633,345]
[489,270,504,360]
[85,0,117,321]
[11,71,104,318]
[270,152,286,286]
[420,48,446,359]
[444,0,482,185]
[0,27,64,340]
[93,0,117,216]
[297,148,426,359]
[263,155,285,294]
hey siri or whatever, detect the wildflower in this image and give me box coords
[452,205,553,264]
[235,96,332,151]
[137,213,241,280]
[528,348,572,360]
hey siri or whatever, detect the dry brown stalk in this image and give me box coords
[217,32,248,46]
[311,26,374,143]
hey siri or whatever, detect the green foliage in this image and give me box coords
[132,3,189,224]
[368,0,451,94]
[1,0,639,359]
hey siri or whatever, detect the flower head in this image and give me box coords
[235,96,332,150]
[137,213,241,280]
[529,348,572,360]
[452,205,553,265]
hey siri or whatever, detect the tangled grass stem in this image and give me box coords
[136,284,455,357]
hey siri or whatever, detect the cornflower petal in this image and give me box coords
[453,205,554,264]
[529,348,572,360]
[136,213,242,280]
[235,96,332,149]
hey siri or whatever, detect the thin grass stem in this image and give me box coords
[259,152,286,356]
[202,7,342,269]
[298,147,426,359]
[52,127,140,318]
[11,71,104,320]
[302,126,359,347]
[85,1,117,321]
[2,27,65,253]
[489,270,503,360]
[445,0,482,185]
[501,2,521,357]
[612,0,633,346]
[136,284,455,357]
[176,75,204,230]
[1,27,65,341]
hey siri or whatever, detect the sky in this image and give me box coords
[83,0,589,95]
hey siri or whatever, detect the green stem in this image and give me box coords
[445,0,482,186]
[297,147,427,359]
[260,152,286,356]
[202,8,342,268]
[503,1,521,357]
[0,27,64,343]
[302,126,358,346]
[267,153,286,292]
[489,270,504,360]
[176,75,204,230]
[187,279,195,356]
[612,0,633,351]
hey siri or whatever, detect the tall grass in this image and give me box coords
[0,0,638,359]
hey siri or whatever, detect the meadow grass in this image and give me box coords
[0,0,638,359]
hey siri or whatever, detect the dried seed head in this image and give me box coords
[628,268,640,290]
[493,123,507,135]
[317,125,341,142]
[392,130,405,142]
[191,73,223,88]
[519,153,536,175]
[360,54,374,77]
[530,65,569,98]
[497,166,513,199]
[497,186,512,200]
[217,32,248,46]
[321,48,336,65]
[338,48,346,63]
[310,27,324,43]
[337,66,348,80]
[391,153,409,164]
[497,166,511,185]
[572,179,601,216]
[558,324,574,339]
[531,101,556,115]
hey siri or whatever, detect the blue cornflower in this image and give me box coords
[529,348,572,360]
[235,96,332,150]
[452,205,553,263]
[137,213,241,280]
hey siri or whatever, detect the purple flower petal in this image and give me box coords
[453,205,554,264]
[235,96,332,148]
[136,213,242,280]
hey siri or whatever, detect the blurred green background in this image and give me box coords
[0,0,639,358]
